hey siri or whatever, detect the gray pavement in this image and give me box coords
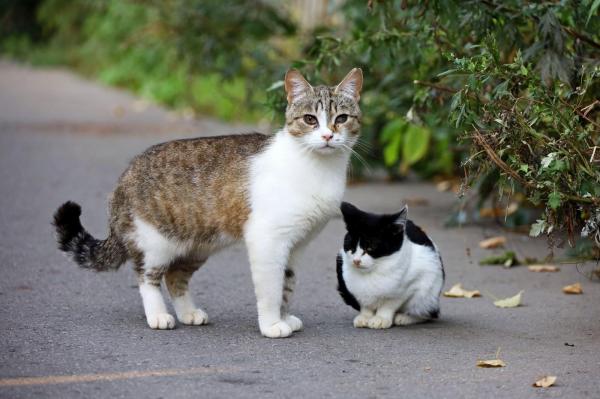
[0,61,599,399]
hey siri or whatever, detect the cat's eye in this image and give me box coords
[335,114,348,124]
[303,114,318,125]
[366,247,372,252]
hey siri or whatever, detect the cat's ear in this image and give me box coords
[340,202,360,225]
[334,68,363,101]
[284,69,313,104]
[394,205,408,227]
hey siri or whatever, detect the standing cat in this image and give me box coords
[53,68,363,338]
[336,202,444,329]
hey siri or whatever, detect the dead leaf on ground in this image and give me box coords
[479,236,507,249]
[493,291,524,308]
[562,283,583,295]
[479,203,519,218]
[403,197,430,207]
[533,376,557,388]
[113,105,126,118]
[476,359,506,368]
[443,283,481,298]
[528,265,560,272]
[436,181,452,192]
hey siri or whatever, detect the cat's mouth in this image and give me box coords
[317,142,339,152]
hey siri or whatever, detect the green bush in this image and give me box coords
[298,0,599,245]
[2,0,599,246]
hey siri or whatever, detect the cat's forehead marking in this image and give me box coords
[313,86,332,113]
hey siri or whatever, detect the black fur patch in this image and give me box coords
[405,220,434,249]
[52,201,126,271]
[336,254,360,310]
[340,202,404,258]
[340,202,438,258]
[53,201,84,252]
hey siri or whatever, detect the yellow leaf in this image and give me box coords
[493,291,524,308]
[479,203,519,218]
[436,181,452,192]
[403,197,429,207]
[533,376,557,388]
[443,283,481,298]
[562,283,583,294]
[528,265,560,272]
[479,236,507,249]
[476,359,506,368]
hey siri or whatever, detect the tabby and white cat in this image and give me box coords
[53,68,363,338]
[337,202,444,329]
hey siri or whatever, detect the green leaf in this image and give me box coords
[548,191,561,210]
[384,133,402,166]
[380,119,407,143]
[402,124,431,167]
[530,219,546,237]
[479,251,519,268]
[587,0,600,25]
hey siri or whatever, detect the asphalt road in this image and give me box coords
[1,61,599,399]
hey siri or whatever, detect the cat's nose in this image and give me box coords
[321,131,333,141]
[353,258,361,266]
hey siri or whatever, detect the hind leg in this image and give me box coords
[165,258,208,326]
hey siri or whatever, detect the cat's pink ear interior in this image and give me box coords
[284,69,313,104]
[335,68,363,101]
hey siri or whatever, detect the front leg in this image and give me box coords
[280,243,310,332]
[368,299,403,329]
[245,236,293,338]
[353,308,375,328]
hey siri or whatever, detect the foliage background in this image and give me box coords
[1,0,599,247]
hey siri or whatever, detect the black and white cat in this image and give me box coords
[336,202,444,329]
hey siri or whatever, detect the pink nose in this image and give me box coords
[322,132,333,141]
[353,259,361,266]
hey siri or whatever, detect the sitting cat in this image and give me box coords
[336,202,444,329]
[53,68,363,338]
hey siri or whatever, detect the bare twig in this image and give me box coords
[471,126,533,188]
[413,80,458,94]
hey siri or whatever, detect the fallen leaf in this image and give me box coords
[476,359,506,368]
[479,251,519,268]
[403,197,429,207]
[562,283,583,294]
[479,236,507,249]
[113,105,126,118]
[436,181,451,192]
[479,203,519,218]
[443,283,481,298]
[533,376,557,388]
[493,291,524,308]
[528,265,560,272]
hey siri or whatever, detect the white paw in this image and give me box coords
[284,314,303,332]
[146,313,176,330]
[178,309,208,326]
[394,313,422,326]
[260,320,293,338]
[353,314,373,328]
[367,315,393,329]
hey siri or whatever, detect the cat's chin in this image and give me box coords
[313,144,342,155]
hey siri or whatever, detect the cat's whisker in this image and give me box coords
[341,144,372,175]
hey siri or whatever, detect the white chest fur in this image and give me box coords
[246,131,350,243]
